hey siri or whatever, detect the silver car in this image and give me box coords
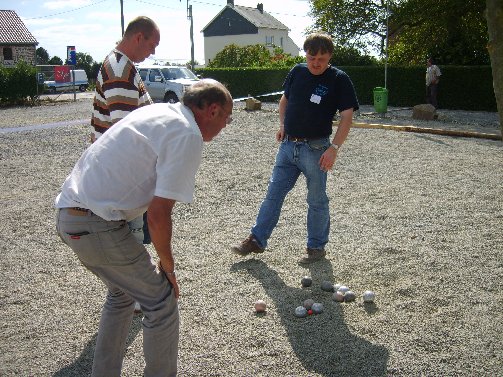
[137,66,199,103]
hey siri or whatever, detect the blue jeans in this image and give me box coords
[56,208,179,377]
[251,137,331,250]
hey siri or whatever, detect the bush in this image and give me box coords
[0,61,43,105]
[196,67,291,99]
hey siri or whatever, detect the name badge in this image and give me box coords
[310,94,321,104]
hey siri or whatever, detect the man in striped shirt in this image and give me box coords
[91,16,159,141]
[90,17,160,263]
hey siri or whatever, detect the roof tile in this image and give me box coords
[0,10,38,45]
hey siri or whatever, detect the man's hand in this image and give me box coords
[148,196,179,299]
[158,260,180,299]
[319,147,338,172]
[320,107,353,172]
[276,127,285,142]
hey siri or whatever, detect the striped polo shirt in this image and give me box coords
[91,49,153,137]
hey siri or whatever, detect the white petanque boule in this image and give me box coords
[294,306,308,318]
[338,285,350,294]
[332,291,344,302]
[363,290,376,303]
[311,302,324,314]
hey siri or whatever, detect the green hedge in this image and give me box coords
[197,67,290,99]
[197,65,497,111]
[0,61,42,104]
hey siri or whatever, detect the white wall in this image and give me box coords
[204,28,300,64]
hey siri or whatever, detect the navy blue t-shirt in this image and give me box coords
[283,64,359,139]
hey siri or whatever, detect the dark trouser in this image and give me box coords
[426,84,439,109]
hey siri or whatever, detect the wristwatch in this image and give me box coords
[330,143,340,151]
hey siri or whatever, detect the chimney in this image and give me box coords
[257,3,263,13]
[227,0,234,6]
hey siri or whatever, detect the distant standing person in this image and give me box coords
[55,79,233,377]
[91,16,160,249]
[231,33,359,264]
[426,57,441,109]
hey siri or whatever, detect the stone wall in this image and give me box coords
[1,45,36,66]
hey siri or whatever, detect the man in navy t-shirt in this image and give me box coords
[232,33,359,264]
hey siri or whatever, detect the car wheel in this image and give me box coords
[79,85,87,92]
[50,87,57,94]
[164,92,179,104]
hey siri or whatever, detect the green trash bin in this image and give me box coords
[373,87,388,113]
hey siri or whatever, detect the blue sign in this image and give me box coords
[67,46,76,65]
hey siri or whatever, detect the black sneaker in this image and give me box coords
[298,248,326,265]
[231,235,265,256]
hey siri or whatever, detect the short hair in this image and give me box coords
[124,16,159,39]
[303,33,334,56]
[183,79,232,109]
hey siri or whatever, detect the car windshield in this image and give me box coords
[160,67,197,80]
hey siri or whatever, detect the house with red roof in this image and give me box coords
[0,10,38,67]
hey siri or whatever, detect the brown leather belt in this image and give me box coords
[66,207,94,216]
[285,135,311,142]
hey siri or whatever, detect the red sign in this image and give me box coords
[54,65,70,83]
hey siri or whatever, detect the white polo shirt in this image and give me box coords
[55,103,203,221]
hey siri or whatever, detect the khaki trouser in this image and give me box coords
[56,208,179,377]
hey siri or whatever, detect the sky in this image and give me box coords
[4,0,314,65]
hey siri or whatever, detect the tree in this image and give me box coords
[388,0,488,65]
[36,47,49,64]
[309,0,390,54]
[309,0,489,65]
[208,44,304,68]
[48,56,63,65]
[331,45,378,66]
[90,62,101,81]
[209,44,272,68]
[75,52,95,78]
[186,60,200,69]
[485,0,503,138]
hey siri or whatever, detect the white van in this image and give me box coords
[44,69,89,93]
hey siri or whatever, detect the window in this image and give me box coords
[265,36,274,46]
[149,69,161,82]
[3,47,13,60]
[138,69,147,81]
[280,37,283,48]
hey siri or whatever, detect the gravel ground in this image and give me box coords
[0,98,502,376]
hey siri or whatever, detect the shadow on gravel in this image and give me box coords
[231,259,389,377]
[52,315,142,376]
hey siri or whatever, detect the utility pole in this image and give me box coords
[384,0,389,89]
[187,0,194,70]
[120,0,125,36]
